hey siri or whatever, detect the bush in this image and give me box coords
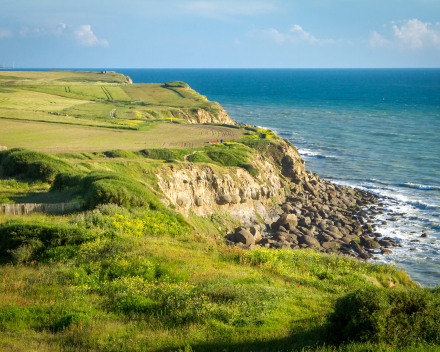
[0,220,94,263]
[327,287,440,345]
[52,313,90,331]
[1,149,72,182]
[140,148,192,161]
[81,172,166,210]
[103,150,141,159]
[50,171,84,191]
[163,81,189,88]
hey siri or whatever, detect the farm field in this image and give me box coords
[0,119,245,152]
[0,89,89,111]
[0,71,227,126]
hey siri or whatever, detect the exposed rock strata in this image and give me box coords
[156,142,305,226]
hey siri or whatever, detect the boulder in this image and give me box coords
[298,235,320,248]
[360,237,381,249]
[350,240,364,254]
[317,232,333,242]
[235,230,255,246]
[176,197,191,207]
[216,194,232,205]
[275,214,298,230]
[381,249,393,255]
[230,194,241,204]
[249,226,262,243]
[194,196,204,207]
[321,241,341,251]
[298,217,311,227]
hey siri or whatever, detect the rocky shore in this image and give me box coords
[225,170,423,261]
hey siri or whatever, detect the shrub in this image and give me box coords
[50,171,84,191]
[103,150,141,159]
[327,287,440,345]
[52,313,90,331]
[81,172,165,210]
[0,306,31,331]
[140,148,192,161]
[163,81,189,88]
[27,161,67,183]
[0,220,94,263]
[1,149,72,182]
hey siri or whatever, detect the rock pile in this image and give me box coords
[226,172,402,260]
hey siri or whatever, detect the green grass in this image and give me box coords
[0,119,245,152]
[0,203,426,352]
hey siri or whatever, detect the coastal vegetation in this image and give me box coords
[0,72,439,351]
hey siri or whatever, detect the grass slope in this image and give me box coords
[0,119,245,152]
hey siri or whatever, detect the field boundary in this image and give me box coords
[0,202,82,216]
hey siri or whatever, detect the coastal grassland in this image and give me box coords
[1,149,440,351]
[0,72,227,128]
[0,89,89,111]
[0,119,245,152]
[0,204,427,352]
[0,71,129,84]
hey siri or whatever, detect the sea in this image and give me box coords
[12,68,440,287]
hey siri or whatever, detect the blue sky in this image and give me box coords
[1,0,440,68]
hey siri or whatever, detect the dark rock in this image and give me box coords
[381,249,393,255]
[350,240,364,254]
[378,240,392,247]
[275,214,298,230]
[298,235,321,248]
[236,230,255,246]
[421,233,428,238]
[216,194,232,205]
[195,196,204,207]
[410,240,420,243]
[299,217,311,227]
[360,237,381,249]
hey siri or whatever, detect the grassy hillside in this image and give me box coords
[0,72,227,127]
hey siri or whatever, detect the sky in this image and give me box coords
[1,0,440,68]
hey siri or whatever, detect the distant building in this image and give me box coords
[101,71,116,74]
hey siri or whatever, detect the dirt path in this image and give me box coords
[184,150,204,161]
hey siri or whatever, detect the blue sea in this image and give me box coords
[14,68,440,286]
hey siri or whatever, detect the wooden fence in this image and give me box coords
[0,202,82,216]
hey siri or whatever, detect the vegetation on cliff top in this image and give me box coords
[1,73,439,351]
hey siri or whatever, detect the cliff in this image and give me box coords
[156,139,306,226]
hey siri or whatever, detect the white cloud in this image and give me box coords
[250,25,334,45]
[0,29,13,39]
[369,31,389,48]
[181,1,276,19]
[289,24,334,44]
[370,19,440,50]
[392,19,439,48]
[74,25,108,47]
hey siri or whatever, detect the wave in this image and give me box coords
[298,149,336,159]
[401,183,440,191]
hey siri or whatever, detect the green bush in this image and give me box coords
[27,161,67,183]
[327,287,440,345]
[0,306,31,331]
[50,171,84,191]
[1,149,72,182]
[52,313,90,331]
[163,81,189,88]
[140,148,193,161]
[103,149,141,159]
[0,220,94,263]
[81,172,165,210]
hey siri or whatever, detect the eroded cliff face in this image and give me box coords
[171,104,235,125]
[156,143,306,226]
